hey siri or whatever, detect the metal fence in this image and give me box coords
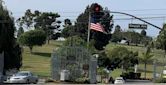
[51,46,92,81]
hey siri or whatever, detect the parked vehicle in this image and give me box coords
[114,77,125,84]
[9,71,38,84]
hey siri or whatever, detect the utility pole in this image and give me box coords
[87,11,91,48]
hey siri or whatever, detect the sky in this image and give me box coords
[4,0,166,37]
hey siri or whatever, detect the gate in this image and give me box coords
[51,46,92,81]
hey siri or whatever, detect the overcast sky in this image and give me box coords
[4,0,166,37]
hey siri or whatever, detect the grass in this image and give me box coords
[20,41,63,78]
[106,43,165,60]
[20,41,166,79]
[106,43,166,79]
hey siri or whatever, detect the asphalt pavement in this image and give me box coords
[2,79,166,85]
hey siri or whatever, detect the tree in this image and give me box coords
[17,27,24,38]
[4,44,22,72]
[98,52,112,69]
[62,3,113,50]
[64,18,72,26]
[17,9,34,29]
[141,29,146,36]
[106,47,138,71]
[157,24,166,52]
[140,30,153,46]
[140,46,153,78]
[18,30,46,53]
[34,12,61,44]
[114,25,121,33]
[111,25,122,43]
[123,31,143,46]
[156,24,166,74]
[63,36,86,47]
[61,18,75,38]
[62,25,75,38]
[18,10,61,44]
[0,0,22,75]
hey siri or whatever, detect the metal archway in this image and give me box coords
[111,11,162,30]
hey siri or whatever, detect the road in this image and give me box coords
[3,79,166,85]
[125,79,153,84]
[2,79,45,85]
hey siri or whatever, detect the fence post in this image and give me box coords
[89,55,98,84]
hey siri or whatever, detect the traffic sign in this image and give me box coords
[129,23,147,29]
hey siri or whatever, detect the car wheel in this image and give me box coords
[26,79,30,84]
[33,80,38,84]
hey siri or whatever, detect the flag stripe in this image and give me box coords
[90,23,104,32]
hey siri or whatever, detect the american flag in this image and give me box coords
[90,23,104,32]
[90,17,104,32]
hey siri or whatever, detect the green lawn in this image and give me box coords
[20,41,165,78]
[20,41,63,78]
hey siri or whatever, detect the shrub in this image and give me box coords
[45,78,54,83]
[75,78,89,84]
[121,72,141,79]
[154,78,166,83]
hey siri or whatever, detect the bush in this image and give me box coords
[45,78,55,83]
[75,78,89,84]
[154,78,166,83]
[121,72,141,79]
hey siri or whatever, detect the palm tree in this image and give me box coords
[140,46,153,79]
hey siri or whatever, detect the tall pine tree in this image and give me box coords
[0,0,22,74]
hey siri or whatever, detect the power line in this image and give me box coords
[10,8,166,14]
[113,8,166,12]
[114,16,165,20]
[1,16,165,23]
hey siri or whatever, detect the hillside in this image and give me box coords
[21,41,165,78]
[21,41,63,77]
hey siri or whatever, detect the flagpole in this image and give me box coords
[87,11,91,48]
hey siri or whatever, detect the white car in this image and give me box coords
[9,71,38,84]
[114,77,125,84]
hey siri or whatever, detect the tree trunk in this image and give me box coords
[0,52,4,84]
[144,63,147,79]
[122,65,124,73]
[29,46,33,53]
[47,32,50,44]
[47,39,50,44]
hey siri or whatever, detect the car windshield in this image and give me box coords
[15,72,29,76]
[116,79,123,80]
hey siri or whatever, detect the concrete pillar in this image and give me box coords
[89,56,97,84]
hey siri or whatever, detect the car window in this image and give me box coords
[15,72,29,76]
[29,73,33,76]
[116,79,123,80]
